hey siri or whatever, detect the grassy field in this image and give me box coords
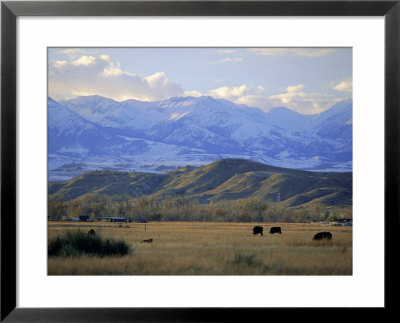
[48,221,352,275]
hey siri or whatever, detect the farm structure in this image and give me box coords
[100,217,131,223]
[329,218,352,226]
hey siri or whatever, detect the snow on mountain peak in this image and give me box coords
[159,96,198,108]
[345,119,353,125]
[169,112,190,120]
[48,94,353,177]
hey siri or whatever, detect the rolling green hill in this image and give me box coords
[48,158,352,209]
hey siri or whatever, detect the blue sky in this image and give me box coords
[48,47,352,114]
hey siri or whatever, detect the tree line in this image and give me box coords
[48,194,351,223]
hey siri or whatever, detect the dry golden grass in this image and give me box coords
[48,222,352,275]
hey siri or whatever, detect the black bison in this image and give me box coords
[269,227,282,234]
[253,226,263,236]
[87,229,96,236]
[140,238,153,243]
[313,232,332,240]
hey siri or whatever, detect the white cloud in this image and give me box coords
[248,48,338,57]
[99,55,123,76]
[208,85,247,100]
[48,52,346,115]
[48,54,183,101]
[56,48,87,58]
[52,60,68,69]
[270,84,307,104]
[72,55,96,66]
[235,94,272,110]
[206,85,274,112]
[200,83,340,114]
[269,84,339,114]
[183,90,204,97]
[145,72,169,87]
[333,78,352,92]
[215,49,236,54]
[204,57,243,64]
[286,84,305,93]
[99,54,111,61]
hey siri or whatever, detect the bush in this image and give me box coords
[233,252,259,266]
[48,231,131,257]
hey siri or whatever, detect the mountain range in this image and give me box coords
[48,95,352,180]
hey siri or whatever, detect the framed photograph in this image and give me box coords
[45,44,355,277]
[2,0,399,321]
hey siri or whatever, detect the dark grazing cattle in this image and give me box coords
[140,238,153,243]
[87,229,96,236]
[269,227,282,234]
[253,226,263,236]
[313,232,332,240]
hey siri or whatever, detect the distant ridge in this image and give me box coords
[49,158,352,208]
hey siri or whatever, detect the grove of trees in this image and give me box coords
[48,194,351,223]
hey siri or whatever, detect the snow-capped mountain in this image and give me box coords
[48,98,126,155]
[264,107,314,132]
[60,95,164,130]
[311,97,353,145]
[48,95,352,180]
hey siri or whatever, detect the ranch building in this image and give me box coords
[100,217,131,223]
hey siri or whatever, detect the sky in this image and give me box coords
[48,47,352,115]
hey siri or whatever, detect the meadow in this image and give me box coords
[48,221,352,275]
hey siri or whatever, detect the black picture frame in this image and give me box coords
[1,0,399,321]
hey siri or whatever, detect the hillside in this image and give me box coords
[49,158,352,208]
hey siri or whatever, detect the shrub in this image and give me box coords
[48,231,131,257]
[233,252,258,266]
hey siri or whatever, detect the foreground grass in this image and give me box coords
[48,222,352,275]
[48,230,131,257]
